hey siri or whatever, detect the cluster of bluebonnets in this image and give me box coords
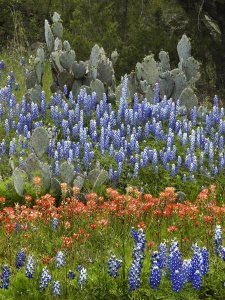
[0,59,225,186]
[1,225,225,294]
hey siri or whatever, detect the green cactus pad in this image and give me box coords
[72,80,82,98]
[13,168,26,197]
[135,54,159,86]
[159,71,174,98]
[158,51,170,72]
[183,57,201,85]
[35,60,44,85]
[97,58,114,86]
[45,20,54,53]
[59,162,74,184]
[30,84,42,104]
[59,50,75,72]
[170,68,187,100]
[72,61,86,79]
[40,163,51,192]
[51,51,64,73]
[52,22,63,39]
[87,169,109,188]
[177,34,191,61]
[90,79,105,103]
[31,127,49,158]
[179,87,198,114]
[25,153,41,175]
[73,175,85,190]
[145,85,155,103]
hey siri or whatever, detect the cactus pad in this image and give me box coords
[59,161,74,184]
[87,168,109,188]
[31,127,49,158]
[13,167,26,197]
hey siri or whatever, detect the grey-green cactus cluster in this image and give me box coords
[45,12,118,103]
[25,47,45,104]
[119,34,200,112]
[13,127,109,197]
[29,12,200,113]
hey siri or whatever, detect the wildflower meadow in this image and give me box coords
[1,9,225,300]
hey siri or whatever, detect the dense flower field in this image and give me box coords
[1,58,225,200]
[0,184,225,299]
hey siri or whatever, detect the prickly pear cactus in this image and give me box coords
[59,161,74,184]
[72,61,86,79]
[177,34,191,61]
[158,51,170,72]
[72,80,82,98]
[182,57,201,85]
[45,20,54,53]
[170,68,187,100]
[179,87,198,113]
[87,168,109,188]
[30,84,42,104]
[59,42,75,71]
[73,175,85,190]
[90,79,105,103]
[24,153,41,176]
[145,85,155,103]
[89,44,102,69]
[159,71,174,98]
[97,58,114,86]
[40,163,51,192]
[135,54,159,86]
[13,168,26,197]
[31,127,49,159]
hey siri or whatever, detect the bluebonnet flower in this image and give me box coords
[52,281,61,296]
[214,225,222,255]
[40,266,52,291]
[67,270,75,279]
[25,256,35,279]
[77,266,87,289]
[191,270,202,290]
[52,218,58,231]
[4,119,9,134]
[201,247,209,275]
[55,251,65,269]
[107,254,122,278]
[181,259,191,284]
[149,263,161,289]
[128,228,146,291]
[15,249,26,269]
[158,242,167,270]
[171,269,184,292]
[168,240,182,280]
[0,266,10,289]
